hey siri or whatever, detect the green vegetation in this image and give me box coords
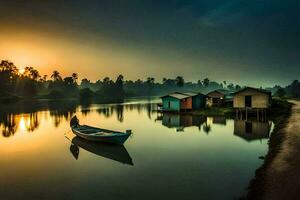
[0,59,243,104]
[1,59,300,104]
[273,80,300,98]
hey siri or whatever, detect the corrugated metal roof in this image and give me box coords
[167,93,190,99]
[180,92,199,97]
[161,92,190,99]
[161,92,205,99]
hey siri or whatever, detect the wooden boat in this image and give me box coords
[70,136,133,165]
[70,116,132,144]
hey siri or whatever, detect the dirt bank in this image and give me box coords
[262,100,300,199]
[247,100,300,200]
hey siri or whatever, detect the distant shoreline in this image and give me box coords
[0,95,162,107]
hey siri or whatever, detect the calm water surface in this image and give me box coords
[0,100,272,200]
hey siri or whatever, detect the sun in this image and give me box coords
[18,68,25,74]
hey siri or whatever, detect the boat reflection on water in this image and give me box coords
[70,143,80,160]
[234,119,272,142]
[70,136,134,165]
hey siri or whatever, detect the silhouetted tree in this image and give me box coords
[275,87,286,97]
[175,76,184,87]
[43,75,47,82]
[80,78,91,89]
[146,77,155,85]
[51,70,62,82]
[72,73,78,84]
[115,74,124,98]
[0,60,18,93]
[235,84,241,91]
[203,78,210,87]
[64,77,74,85]
[286,80,300,98]
[197,80,203,87]
[227,83,234,90]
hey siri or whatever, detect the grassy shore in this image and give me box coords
[246,98,293,199]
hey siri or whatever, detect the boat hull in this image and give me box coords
[71,127,131,145]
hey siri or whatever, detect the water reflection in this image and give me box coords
[0,101,272,144]
[203,116,227,134]
[156,114,231,133]
[156,114,272,142]
[0,113,18,137]
[70,136,133,165]
[95,103,156,122]
[234,119,272,142]
[0,101,157,138]
[211,116,227,125]
[48,101,77,127]
[0,100,272,199]
[156,113,206,132]
[0,113,40,137]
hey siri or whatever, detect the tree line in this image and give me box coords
[1,60,300,103]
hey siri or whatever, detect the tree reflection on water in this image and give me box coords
[0,112,40,137]
[0,101,156,138]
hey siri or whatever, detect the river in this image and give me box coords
[0,99,272,199]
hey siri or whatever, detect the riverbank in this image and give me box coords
[246,99,297,199]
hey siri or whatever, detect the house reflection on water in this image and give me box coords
[209,116,227,125]
[157,113,206,132]
[157,113,272,141]
[157,114,228,133]
[234,119,272,142]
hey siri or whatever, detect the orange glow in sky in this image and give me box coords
[0,29,202,82]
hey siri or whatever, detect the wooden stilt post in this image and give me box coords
[260,109,262,122]
[240,109,242,120]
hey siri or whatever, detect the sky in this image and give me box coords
[0,0,299,86]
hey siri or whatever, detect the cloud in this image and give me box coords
[199,0,248,27]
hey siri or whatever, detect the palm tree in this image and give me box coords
[43,75,47,82]
[51,70,62,82]
[71,73,78,83]
[30,69,40,80]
